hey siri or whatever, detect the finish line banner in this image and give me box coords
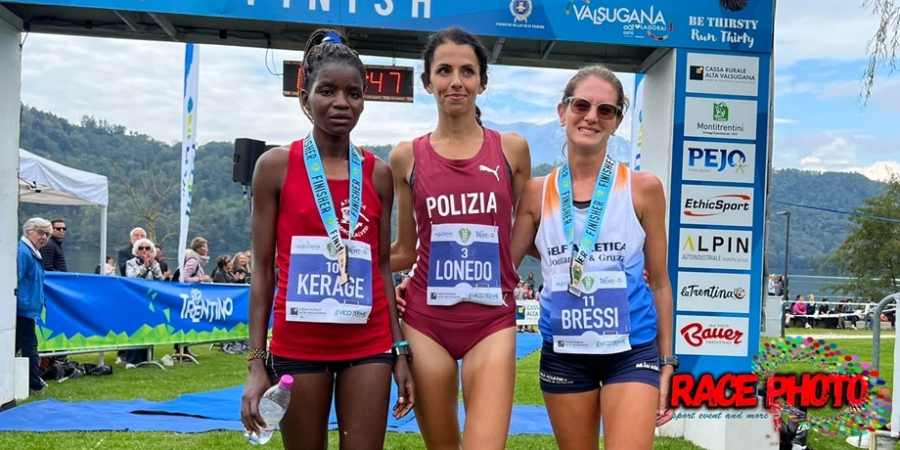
[37,273,250,352]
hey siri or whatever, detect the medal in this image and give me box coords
[337,247,349,285]
[301,133,363,287]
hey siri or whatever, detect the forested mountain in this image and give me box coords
[16,105,885,275]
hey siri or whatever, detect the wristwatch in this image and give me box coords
[659,355,679,372]
[393,344,412,363]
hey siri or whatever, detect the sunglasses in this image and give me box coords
[55,227,66,231]
[138,246,152,251]
[564,96,622,120]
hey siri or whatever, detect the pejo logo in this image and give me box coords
[687,147,747,173]
[680,323,744,347]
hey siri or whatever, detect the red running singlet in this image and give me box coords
[269,140,392,361]
[403,128,518,359]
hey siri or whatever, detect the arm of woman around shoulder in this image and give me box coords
[388,141,417,273]
[511,177,544,268]
[634,171,675,427]
[373,158,415,419]
[500,132,532,203]
[241,147,285,436]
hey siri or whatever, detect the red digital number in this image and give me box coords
[389,71,401,94]
[369,70,384,93]
[296,67,302,92]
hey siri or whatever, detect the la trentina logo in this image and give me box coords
[669,336,892,437]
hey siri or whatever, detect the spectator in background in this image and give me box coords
[155,244,171,280]
[211,255,235,283]
[40,218,68,272]
[181,237,211,283]
[95,256,117,275]
[123,238,165,368]
[17,217,52,394]
[231,251,250,284]
[177,236,211,358]
[118,227,147,276]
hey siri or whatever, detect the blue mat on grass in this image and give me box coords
[0,333,546,434]
[0,399,245,433]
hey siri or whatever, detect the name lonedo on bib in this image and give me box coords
[426,223,503,307]
[285,236,373,324]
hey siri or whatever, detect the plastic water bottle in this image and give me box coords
[248,375,293,445]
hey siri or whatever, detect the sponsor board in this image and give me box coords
[676,271,751,313]
[680,185,754,227]
[678,228,752,270]
[684,97,757,141]
[686,53,759,97]
[675,315,749,357]
[682,141,756,184]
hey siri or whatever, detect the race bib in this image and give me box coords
[426,223,503,306]
[285,236,373,324]
[550,271,631,354]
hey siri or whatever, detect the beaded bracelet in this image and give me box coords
[247,348,267,362]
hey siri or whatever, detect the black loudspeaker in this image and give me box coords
[233,138,267,185]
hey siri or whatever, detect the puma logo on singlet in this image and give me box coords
[478,164,500,182]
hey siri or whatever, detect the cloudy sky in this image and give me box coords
[17,1,900,180]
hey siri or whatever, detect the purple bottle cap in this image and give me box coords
[279,374,294,389]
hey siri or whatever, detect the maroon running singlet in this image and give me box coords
[268,140,392,362]
[403,127,518,359]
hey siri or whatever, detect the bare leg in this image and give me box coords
[334,361,393,450]
[543,390,601,450]
[459,327,516,450]
[279,372,334,450]
[600,382,658,450]
[403,323,462,450]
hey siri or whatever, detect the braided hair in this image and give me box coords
[300,28,367,122]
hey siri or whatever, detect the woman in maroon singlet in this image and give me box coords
[389,27,532,450]
[240,28,414,450]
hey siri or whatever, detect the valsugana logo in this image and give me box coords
[669,336,891,439]
[565,2,673,41]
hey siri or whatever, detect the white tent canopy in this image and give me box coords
[18,148,108,271]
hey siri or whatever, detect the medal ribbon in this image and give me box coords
[558,156,617,290]
[302,133,363,285]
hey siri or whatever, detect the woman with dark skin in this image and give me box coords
[240,28,414,450]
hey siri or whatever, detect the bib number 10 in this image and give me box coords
[327,262,340,274]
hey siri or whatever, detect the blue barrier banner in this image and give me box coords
[37,272,251,352]
[6,0,774,53]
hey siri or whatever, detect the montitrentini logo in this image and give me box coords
[713,102,729,122]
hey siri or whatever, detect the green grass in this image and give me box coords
[2,334,895,449]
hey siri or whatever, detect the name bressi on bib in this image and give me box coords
[427,223,503,306]
[550,270,631,354]
[285,236,373,324]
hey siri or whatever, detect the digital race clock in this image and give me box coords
[283,61,415,103]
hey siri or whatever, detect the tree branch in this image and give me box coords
[860,0,900,105]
